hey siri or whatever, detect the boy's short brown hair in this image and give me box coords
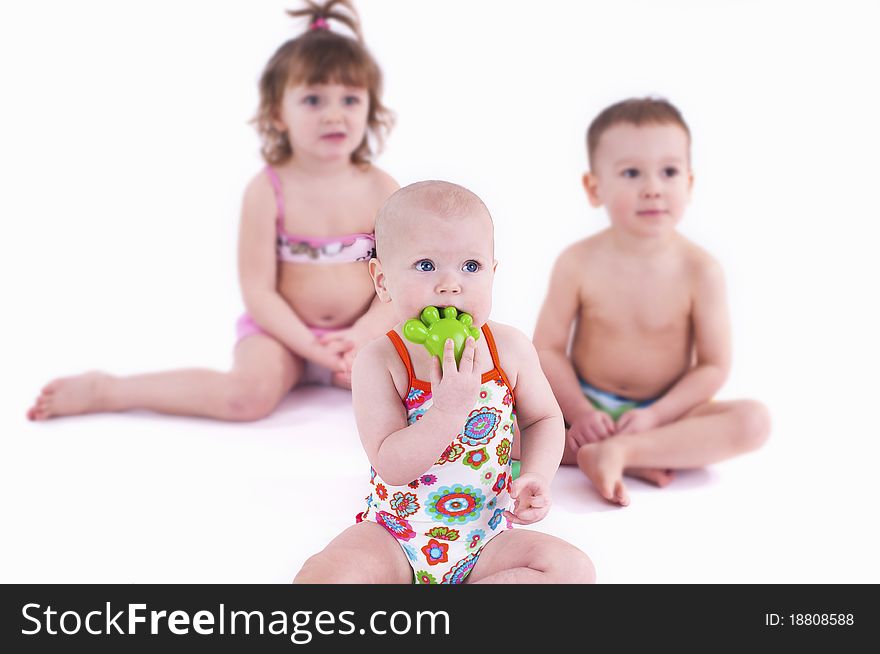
[586,97,690,168]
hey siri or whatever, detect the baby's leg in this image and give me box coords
[27,334,303,421]
[577,400,771,505]
[294,522,412,584]
[466,529,595,584]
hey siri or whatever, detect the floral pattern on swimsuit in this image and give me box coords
[357,326,517,584]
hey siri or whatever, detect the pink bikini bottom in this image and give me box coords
[235,313,339,341]
[235,313,346,386]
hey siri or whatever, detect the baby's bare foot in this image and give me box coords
[26,372,111,420]
[626,467,676,487]
[577,441,630,506]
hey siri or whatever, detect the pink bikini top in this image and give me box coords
[265,166,376,264]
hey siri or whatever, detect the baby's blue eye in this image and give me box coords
[462,260,480,273]
[415,260,435,272]
[663,167,679,177]
[344,95,361,105]
[622,168,640,178]
[303,95,320,106]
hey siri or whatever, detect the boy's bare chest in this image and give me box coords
[579,272,692,335]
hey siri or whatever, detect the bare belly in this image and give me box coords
[571,328,691,401]
[277,262,376,328]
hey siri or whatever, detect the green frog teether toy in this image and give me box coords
[403,306,480,366]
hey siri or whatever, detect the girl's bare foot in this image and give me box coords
[26,372,112,420]
[576,441,630,506]
[625,467,676,487]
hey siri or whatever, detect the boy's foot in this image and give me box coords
[26,372,111,420]
[576,441,629,506]
[625,467,675,487]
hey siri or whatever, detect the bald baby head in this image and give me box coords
[374,181,493,260]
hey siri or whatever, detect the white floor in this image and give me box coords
[4,381,877,584]
[3,1,879,584]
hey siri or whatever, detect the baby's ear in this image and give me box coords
[369,258,392,303]
[582,172,602,208]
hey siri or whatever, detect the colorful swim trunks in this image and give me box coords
[578,377,656,421]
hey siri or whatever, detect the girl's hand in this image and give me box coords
[504,472,551,525]
[615,407,660,435]
[303,339,352,373]
[320,325,371,354]
[428,337,482,420]
[567,409,616,451]
[319,326,373,374]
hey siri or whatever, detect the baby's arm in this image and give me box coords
[506,327,565,480]
[353,336,483,486]
[495,325,564,525]
[237,174,346,371]
[533,248,614,444]
[624,255,731,432]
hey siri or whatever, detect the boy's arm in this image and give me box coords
[503,327,565,481]
[644,256,731,425]
[353,337,482,486]
[533,250,596,423]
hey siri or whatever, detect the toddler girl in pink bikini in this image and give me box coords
[27,0,399,422]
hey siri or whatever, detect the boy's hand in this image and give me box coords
[429,337,481,419]
[504,472,551,525]
[615,407,660,435]
[567,409,616,450]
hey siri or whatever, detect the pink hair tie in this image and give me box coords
[309,17,330,30]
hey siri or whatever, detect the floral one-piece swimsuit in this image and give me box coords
[357,324,517,584]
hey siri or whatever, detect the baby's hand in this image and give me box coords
[567,409,616,450]
[615,407,660,435]
[504,472,551,525]
[429,337,482,419]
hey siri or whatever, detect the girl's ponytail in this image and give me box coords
[287,0,364,42]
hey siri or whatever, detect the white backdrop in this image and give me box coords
[2,0,879,583]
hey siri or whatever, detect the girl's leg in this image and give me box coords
[27,334,303,422]
[466,529,595,584]
[576,399,771,505]
[294,522,412,584]
[330,371,352,390]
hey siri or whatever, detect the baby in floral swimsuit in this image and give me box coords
[294,181,595,584]
[365,321,518,583]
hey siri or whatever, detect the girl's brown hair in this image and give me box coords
[253,0,393,166]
